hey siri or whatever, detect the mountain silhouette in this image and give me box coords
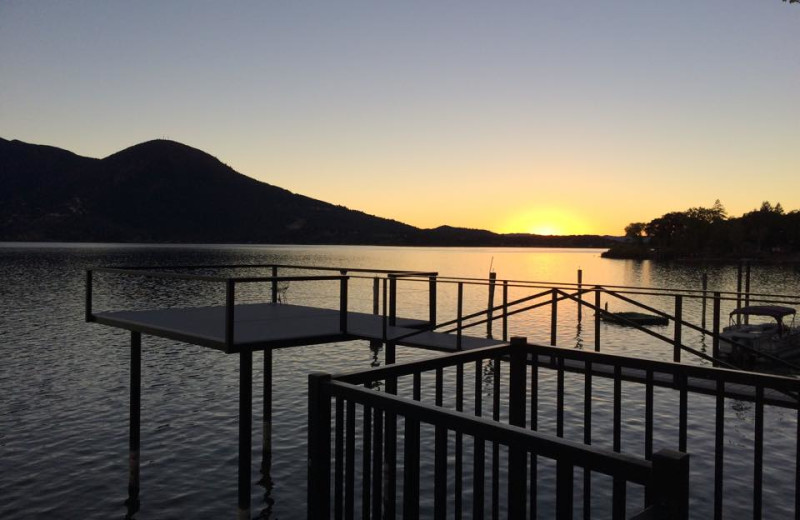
[0,137,613,247]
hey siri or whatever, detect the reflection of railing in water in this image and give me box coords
[310,337,800,519]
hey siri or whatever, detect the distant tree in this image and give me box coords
[624,222,647,242]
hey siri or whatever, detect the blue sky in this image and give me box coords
[1,1,798,234]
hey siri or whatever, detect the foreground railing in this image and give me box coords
[308,338,800,519]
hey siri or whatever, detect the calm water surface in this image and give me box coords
[1,244,799,519]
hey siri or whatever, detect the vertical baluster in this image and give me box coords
[457,282,464,350]
[556,460,574,520]
[363,404,372,519]
[612,365,625,520]
[509,338,527,519]
[335,397,344,520]
[679,373,688,453]
[435,367,446,519]
[492,357,501,520]
[583,360,592,520]
[456,363,464,519]
[403,407,420,520]
[531,351,539,518]
[345,401,356,520]
[474,359,485,520]
[372,408,383,520]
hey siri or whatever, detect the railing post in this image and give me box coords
[701,273,708,331]
[457,282,463,350]
[577,269,583,323]
[487,272,496,338]
[373,277,380,315]
[594,287,601,352]
[736,262,743,326]
[650,449,690,520]
[745,261,751,324]
[428,275,437,327]
[389,275,397,326]
[226,279,236,349]
[551,289,558,346]
[85,269,94,322]
[674,295,682,363]
[712,292,721,366]
[308,372,332,520]
[382,278,388,342]
[502,280,508,342]
[509,337,527,518]
[271,265,278,304]
[339,275,348,333]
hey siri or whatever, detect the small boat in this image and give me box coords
[719,305,800,365]
[601,311,669,326]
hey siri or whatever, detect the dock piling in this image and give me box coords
[238,348,253,520]
[262,349,272,474]
[126,331,141,514]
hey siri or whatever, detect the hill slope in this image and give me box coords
[0,137,614,247]
[0,138,417,243]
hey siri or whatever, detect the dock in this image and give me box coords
[94,302,504,353]
[86,263,800,519]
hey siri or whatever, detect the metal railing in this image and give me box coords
[309,337,800,519]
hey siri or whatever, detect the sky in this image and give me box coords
[1,1,798,236]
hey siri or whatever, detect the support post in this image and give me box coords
[373,277,379,315]
[262,349,273,475]
[226,280,236,349]
[126,331,141,514]
[701,273,708,331]
[457,282,464,350]
[85,270,94,322]
[508,337,527,518]
[271,266,278,304]
[382,278,388,342]
[551,289,558,346]
[745,261,751,325]
[502,280,508,342]
[487,272,496,338]
[389,275,397,327]
[339,275,348,333]
[370,277,381,350]
[674,295,682,363]
[712,292,721,366]
[428,275,437,327]
[307,372,332,520]
[577,269,583,323]
[594,287,601,352]
[651,449,690,520]
[238,348,253,520]
[736,262,743,326]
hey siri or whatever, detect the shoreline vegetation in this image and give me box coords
[602,200,800,264]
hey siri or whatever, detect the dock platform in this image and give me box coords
[94,302,504,353]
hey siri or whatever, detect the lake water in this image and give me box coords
[1,243,799,519]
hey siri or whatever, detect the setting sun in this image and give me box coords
[500,207,589,236]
